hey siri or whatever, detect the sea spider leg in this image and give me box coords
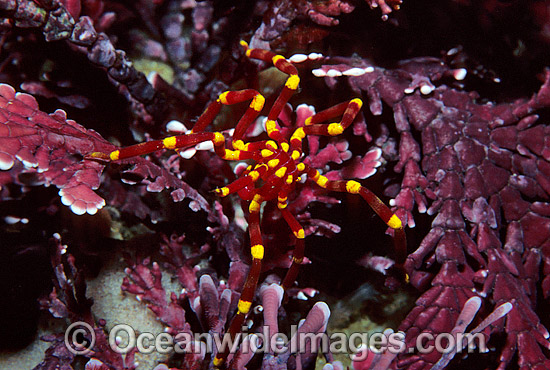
[307,167,406,264]
[288,98,407,264]
[240,41,300,144]
[279,207,306,290]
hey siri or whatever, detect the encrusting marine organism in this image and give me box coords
[88,40,406,368]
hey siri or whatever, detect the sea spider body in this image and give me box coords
[90,41,406,368]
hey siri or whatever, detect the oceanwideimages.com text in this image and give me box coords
[64,321,488,359]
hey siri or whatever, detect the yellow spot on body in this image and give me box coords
[388,214,403,229]
[316,175,328,188]
[291,127,305,141]
[281,142,289,152]
[275,167,287,178]
[213,356,224,367]
[268,159,280,168]
[291,151,300,160]
[296,176,302,182]
[249,200,260,213]
[266,140,277,149]
[246,49,252,57]
[297,163,305,171]
[240,40,249,48]
[251,244,264,259]
[293,257,304,264]
[294,229,305,239]
[327,123,344,136]
[261,149,273,157]
[216,187,230,197]
[285,75,300,90]
[163,136,177,149]
[251,94,265,111]
[351,98,363,108]
[346,180,361,194]
[304,117,313,126]
[405,273,410,284]
[311,171,320,181]
[272,55,285,65]
[213,132,225,145]
[219,91,230,104]
[109,150,120,161]
[286,175,293,184]
[238,299,252,314]
[249,171,260,181]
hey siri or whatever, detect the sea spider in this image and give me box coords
[90,41,406,367]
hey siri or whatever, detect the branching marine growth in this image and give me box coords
[88,41,407,368]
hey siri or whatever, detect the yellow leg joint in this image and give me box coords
[261,149,274,158]
[294,229,305,239]
[388,214,403,229]
[266,140,278,150]
[346,180,361,194]
[291,127,305,141]
[233,139,246,150]
[272,55,285,65]
[293,257,304,264]
[281,142,289,152]
[275,167,287,178]
[223,149,241,160]
[296,163,305,171]
[249,170,260,182]
[251,94,265,111]
[251,244,264,259]
[285,75,300,90]
[291,151,301,160]
[268,159,280,168]
[163,136,177,149]
[219,91,230,104]
[213,132,225,145]
[327,123,344,136]
[351,98,363,108]
[316,175,328,188]
[249,200,261,213]
[109,150,120,161]
[238,299,252,314]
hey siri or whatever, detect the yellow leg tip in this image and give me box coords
[215,187,229,197]
[213,356,224,367]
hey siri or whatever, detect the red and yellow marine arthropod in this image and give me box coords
[90,40,406,367]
